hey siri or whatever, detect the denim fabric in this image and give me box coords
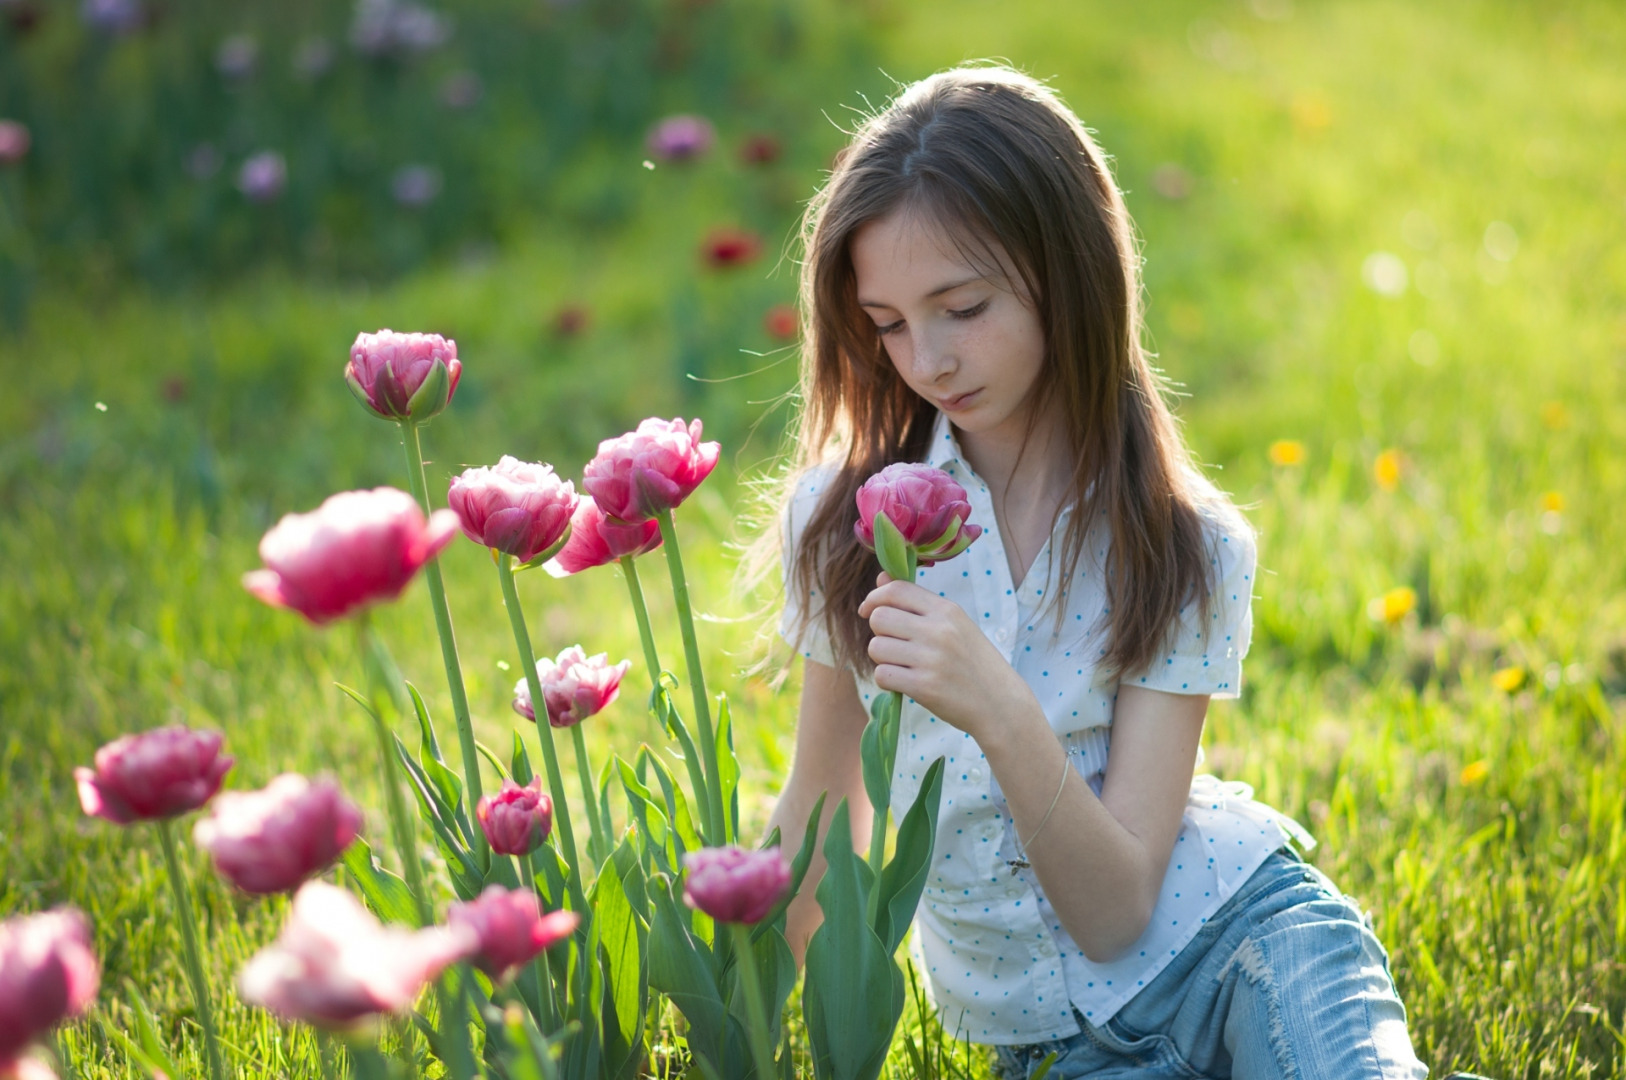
[992,847,1428,1079]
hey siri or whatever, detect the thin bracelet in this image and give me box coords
[1007,754,1071,872]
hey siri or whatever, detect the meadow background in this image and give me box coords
[2,0,1624,1077]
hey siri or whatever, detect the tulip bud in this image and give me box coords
[581,417,720,523]
[243,487,459,625]
[446,887,577,981]
[447,457,578,565]
[854,463,982,577]
[475,777,553,856]
[76,726,233,825]
[0,908,99,1068]
[344,329,461,424]
[512,646,630,729]
[543,495,661,577]
[681,846,791,925]
[193,775,362,895]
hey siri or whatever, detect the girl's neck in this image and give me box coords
[954,403,1075,585]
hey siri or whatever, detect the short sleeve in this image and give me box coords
[1128,507,1256,699]
[777,467,839,668]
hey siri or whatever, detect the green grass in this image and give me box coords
[3,1,1625,1077]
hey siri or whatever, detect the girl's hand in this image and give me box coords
[858,572,1040,740]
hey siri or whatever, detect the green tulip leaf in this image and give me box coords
[872,511,913,582]
[876,756,946,955]
[341,837,419,927]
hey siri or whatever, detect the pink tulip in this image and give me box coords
[76,726,233,825]
[475,777,553,857]
[682,846,791,925]
[581,417,720,523]
[344,329,461,423]
[243,487,459,625]
[854,462,982,567]
[238,881,476,1030]
[193,775,363,895]
[645,114,715,162]
[447,457,578,564]
[543,495,661,577]
[0,909,99,1068]
[513,646,630,729]
[446,887,578,981]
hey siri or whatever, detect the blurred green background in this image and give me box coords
[2,1,1623,1077]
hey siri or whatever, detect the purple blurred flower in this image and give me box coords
[79,0,143,35]
[646,115,714,163]
[238,151,287,204]
[351,0,449,57]
[391,164,441,208]
[0,122,29,167]
[439,70,482,110]
[293,36,336,80]
[215,34,258,80]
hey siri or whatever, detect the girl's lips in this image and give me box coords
[940,389,980,412]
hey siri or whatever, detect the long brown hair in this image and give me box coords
[749,64,1232,681]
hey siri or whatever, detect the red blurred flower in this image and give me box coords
[447,887,577,981]
[682,846,790,925]
[513,646,630,729]
[543,496,662,577]
[581,417,720,523]
[0,908,99,1069]
[552,304,590,338]
[701,228,761,269]
[243,487,459,625]
[739,133,781,166]
[475,777,552,857]
[76,726,233,825]
[448,457,577,564]
[763,303,798,341]
[193,775,362,895]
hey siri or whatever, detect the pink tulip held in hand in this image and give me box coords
[345,329,461,423]
[448,457,578,565]
[512,646,631,729]
[544,495,662,577]
[682,846,791,925]
[854,462,982,571]
[76,726,233,825]
[581,417,720,523]
[475,777,553,857]
[238,881,476,1031]
[0,908,99,1071]
[447,887,578,982]
[243,487,459,625]
[193,775,363,895]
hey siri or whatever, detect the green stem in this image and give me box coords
[570,723,607,865]
[358,622,436,927]
[653,507,726,845]
[620,555,664,744]
[497,557,585,908]
[730,923,778,1080]
[156,821,227,1080]
[518,857,559,1032]
[400,420,486,853]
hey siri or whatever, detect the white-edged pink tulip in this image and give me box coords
[854,462,982,567]
[243,487,458,625]
[543,495,662,577]
[475,777,552,857]
[447,457,578,564]
[76,726,233,825]
[581,417,719,523]
[681,846,791,925]
[512,646,630,729]
[446,887,577,982]
[193,775,362,895]
[344,329,461,423]
[0,909,99,1069]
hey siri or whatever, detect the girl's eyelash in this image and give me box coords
[876,300,988,336]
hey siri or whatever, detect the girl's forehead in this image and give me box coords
[851,209,1013,301]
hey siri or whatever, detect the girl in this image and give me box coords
[760,65,1438,1079]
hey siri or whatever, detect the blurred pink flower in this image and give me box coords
[76,726,233,825]
[701,227,760,268]
[237,151,286,203]
[447,886,577,981]
[243,487,459,625]
[344,329,461,423]
[193,775,362,895]
[238,881,475,1031]
[0,908,99,1069]
[475,777,552,857]
[513,646,629,729]
[854,462,981,567]
[646,114,714,162]
[448,457,577,564]
[682,846,790,925]
[543,495,661,577]
[581,417,720,523]
[0,122,30,166]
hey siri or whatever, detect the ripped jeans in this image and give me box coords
[993,847,1429,1080]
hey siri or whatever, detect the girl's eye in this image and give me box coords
[950,300,990,320]
[876,319,905,336]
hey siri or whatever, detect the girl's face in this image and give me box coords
[851,208,1049,450]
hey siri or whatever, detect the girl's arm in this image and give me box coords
[860,577,1205,963]
[764,656,874,967]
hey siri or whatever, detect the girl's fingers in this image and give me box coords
[866,632,922,668]
[858,580,937,618]
[866,605,926,639]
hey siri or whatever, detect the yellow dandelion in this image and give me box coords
[1373,449,1403,492]
[1540,491,1564,514]
[1491,666,1526,693]
[1269,439,1307,467]
[1459,759,1491,785]
[1366,586,1417,625]
[1540,401,1568,430]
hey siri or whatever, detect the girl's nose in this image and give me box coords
[909,330,957,382]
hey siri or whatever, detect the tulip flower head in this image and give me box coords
[543,495,661,577]
[854,463,982,575]
[193,775,363,895]
[345,329,461,424]
[447,887,578,981]
[581,417,720,523]
[243,487,459,625]
[513,646,630,729]
[76,726,233,825]
[448,457,578,565]
[0,908,99,1069]
[681,846,791,925]
[475,777,553,857]
[238,881,476,1031]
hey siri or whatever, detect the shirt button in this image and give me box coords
[968,766,984,783]
[995,628,1010,643]
[1005,885,1023,899]
[1037,941,1056,957]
